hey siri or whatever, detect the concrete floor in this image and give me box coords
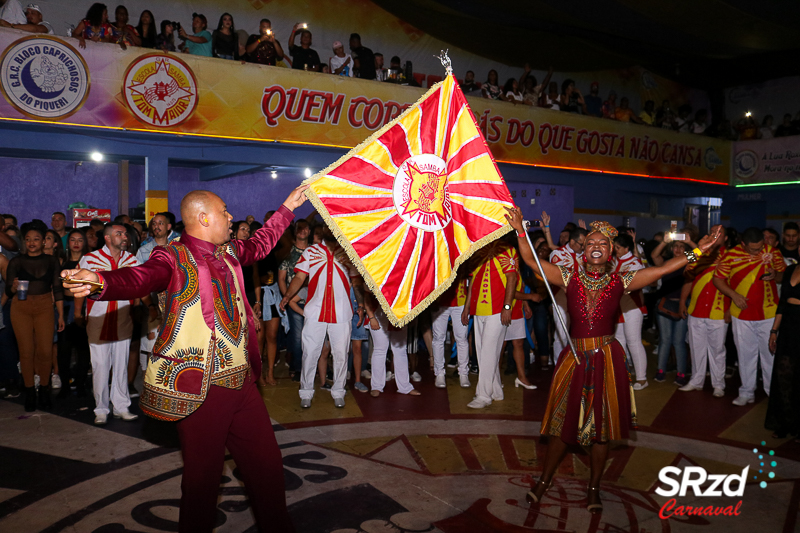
[1,350,799,533]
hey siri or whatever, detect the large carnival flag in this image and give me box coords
[304,63,515,326]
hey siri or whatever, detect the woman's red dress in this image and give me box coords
[541,267,638,445]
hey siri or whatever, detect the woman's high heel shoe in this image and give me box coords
[515,377,537,390]
[586,485,603,513]
[526,477,553,504]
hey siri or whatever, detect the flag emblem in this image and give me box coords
[305,74,514,326]
[393,154,451,231]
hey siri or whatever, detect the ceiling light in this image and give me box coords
[271,171,277,179]
[90,151,103,162]
[304,168,312,178]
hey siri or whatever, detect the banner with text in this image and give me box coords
[733,137,800,186]
[0,30,730,184]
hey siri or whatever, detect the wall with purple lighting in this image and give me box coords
[2,157,120,226]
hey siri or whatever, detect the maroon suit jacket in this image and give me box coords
[96,206,294,378]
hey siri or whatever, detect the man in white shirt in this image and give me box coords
[0,0,24,25]
[75,224,141,425]
[2,2,51,33]
[549,227,587,362]
[280,225,364,408]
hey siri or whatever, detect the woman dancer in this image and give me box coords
[766,262,800,439]
[506,208,718,512]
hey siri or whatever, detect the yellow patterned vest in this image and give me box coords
[139,242,250,421]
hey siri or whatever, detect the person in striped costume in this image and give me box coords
[507,208,719,514]
[678,225,728,396]
[75,224,141,425]
[611,233,648,390]
[713,227,786,406]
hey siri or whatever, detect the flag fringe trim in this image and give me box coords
[302,75,513,327]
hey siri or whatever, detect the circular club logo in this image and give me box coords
[122,53,198,127]
[392,154,452,232]
[734,150,759,179]
[0,36,90,119]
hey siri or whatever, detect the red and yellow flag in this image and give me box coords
[304,74,514,326]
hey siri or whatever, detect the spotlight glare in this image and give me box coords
[271,171,278,179]
[304,167,312,178]
[90,151,103,162]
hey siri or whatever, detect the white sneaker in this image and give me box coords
[435,374,446,388]
[361,369,372,379]
[94,413,107,425]
[633,381,649,391]
[732,396,754,406]
[678,384,702,392]
[333,397,345,408]
[113,410,139,421]
[460,375,470,388]
[386,371,394,381]
[713,388,725,398]
[50,374,62,390]
[300,398,312,408]
[411,371,422,382]
[467,398,491,409]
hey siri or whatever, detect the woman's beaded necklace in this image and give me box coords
[576,268,615,329]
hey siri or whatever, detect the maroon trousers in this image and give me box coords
[176,377,295,532]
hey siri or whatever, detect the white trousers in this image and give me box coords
[300,319,351,400]
[474,314,506,403]
[614,308,647,381]
[731,317,773,398]
[552,291,570,364]
[686,316,728,390]
[139,320,158,372]
[369,313,413,393]
[90,338,132,416]
[431,305,469,377]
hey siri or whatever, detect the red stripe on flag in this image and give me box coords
[441,220,461,265]
[418,87,441,155]
[352,215,404,257]
[447,136,489,171]
[411,231,436,308]
[328,156,394,190]
[440,92,466,161]
[381,227,418,305]
[450,202,503,242]
[321,196,394,217]
[380,124,413,168]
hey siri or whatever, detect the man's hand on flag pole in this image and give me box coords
[282,185,309,212]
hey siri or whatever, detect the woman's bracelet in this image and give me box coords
[770,329,778,335]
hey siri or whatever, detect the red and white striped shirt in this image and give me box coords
[612,251,647,319]
[549,243,583,270]
[294,243,355,323]
[79,246,140,343]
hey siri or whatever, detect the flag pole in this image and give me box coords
[522,220,581,366]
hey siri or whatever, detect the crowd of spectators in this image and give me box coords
[2,1,799,141]
[0,1,406,83]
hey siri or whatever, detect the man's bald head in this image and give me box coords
[180,190,232,245]
[181,190,218,226]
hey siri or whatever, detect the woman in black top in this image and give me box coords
[6,227,64,411]
[766,263,800,438]
[156,20,176,52]
[136,10,157,48]
[212,12,241,60]
[57,229,92,398]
